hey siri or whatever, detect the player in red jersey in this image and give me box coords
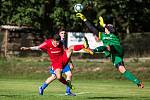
[38,29,76,96]
[20,33,91,95]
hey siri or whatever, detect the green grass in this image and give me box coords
[0,79,150,100]
[0,57,150,100]
[0,57,150,80]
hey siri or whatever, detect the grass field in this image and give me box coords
[0,79,150,100]
[0,57,150,100]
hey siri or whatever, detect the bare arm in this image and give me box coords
[20,46,40,51]
[20,41,48,51]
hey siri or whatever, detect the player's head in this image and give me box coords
[52,34,61,47]
[59,31,66,40]
[105,24,115,34]
[58,28,67,40]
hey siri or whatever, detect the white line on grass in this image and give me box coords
[53,92,91,96]
[75,92,91,95]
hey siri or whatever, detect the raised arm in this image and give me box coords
[76,13,99,36]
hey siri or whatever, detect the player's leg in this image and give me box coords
[118,65,144,88]
[91,45,112,56]
[114,56,144,88]
[54,68,73,89]
[93,46,108,52]
[62,64,76,96]
[61,43,86,90]
[56,64,75,96]
[55,68,62,80]
[60,38,91,90]
[39,74,56,95]
[65,71,76,96]
[66,37,93,58]
[82,37,94,55]
[69,60,74,71]
[62,64,72,83]
[55,68,68,85]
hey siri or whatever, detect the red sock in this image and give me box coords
[73,45,84,51]
[59,77,67,85]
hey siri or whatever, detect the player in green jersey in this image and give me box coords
[76,13,144,88]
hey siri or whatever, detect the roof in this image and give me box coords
[0,25,33,31]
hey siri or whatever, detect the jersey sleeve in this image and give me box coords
[84,20,99,36]
[39,42,48,52]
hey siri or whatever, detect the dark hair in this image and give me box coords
[105,24,115,33]
[105,24,119,36]
[53,34,61,41]
[57,27,65,34]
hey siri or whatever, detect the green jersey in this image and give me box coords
[100,32,123,57]
[83,20,142,85]
[84,20,124,65]
[100,32,121,46]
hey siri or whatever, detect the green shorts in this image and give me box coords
[110,45,124,56]
[110,55,123,67]
[109,45,124,67]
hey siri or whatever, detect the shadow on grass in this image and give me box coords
[87,97,128,99]
[0,94,37,98]
[87,96,150,100]
[0,94,20,98]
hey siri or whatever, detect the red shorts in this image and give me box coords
[52,51,69,70]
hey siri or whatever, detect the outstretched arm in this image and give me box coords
[20,42,48,51]
[76,13,99,36]
[85,20,99,36]
[20,46,40,51]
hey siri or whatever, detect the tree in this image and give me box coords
[0,0,150,34]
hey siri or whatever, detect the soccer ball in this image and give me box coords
[74,4,83,12]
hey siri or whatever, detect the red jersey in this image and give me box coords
[39,39,69,70]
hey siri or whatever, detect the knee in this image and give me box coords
[67,73,72,77]
[70,66,73,71]
[115,61,124,67]
[52,75,56,79]
[56,74,61,80]
[68,45,74,49]
[68,46,74,52]
[56,76,61,80]
[118,66,126,73]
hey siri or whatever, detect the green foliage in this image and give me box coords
[49,7,66,28]
[0,0,150,33]
[10,8,39,26]
[94,0,150,34]
[0,0,44,28]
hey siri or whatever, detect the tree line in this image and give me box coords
[0,0,150,38]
